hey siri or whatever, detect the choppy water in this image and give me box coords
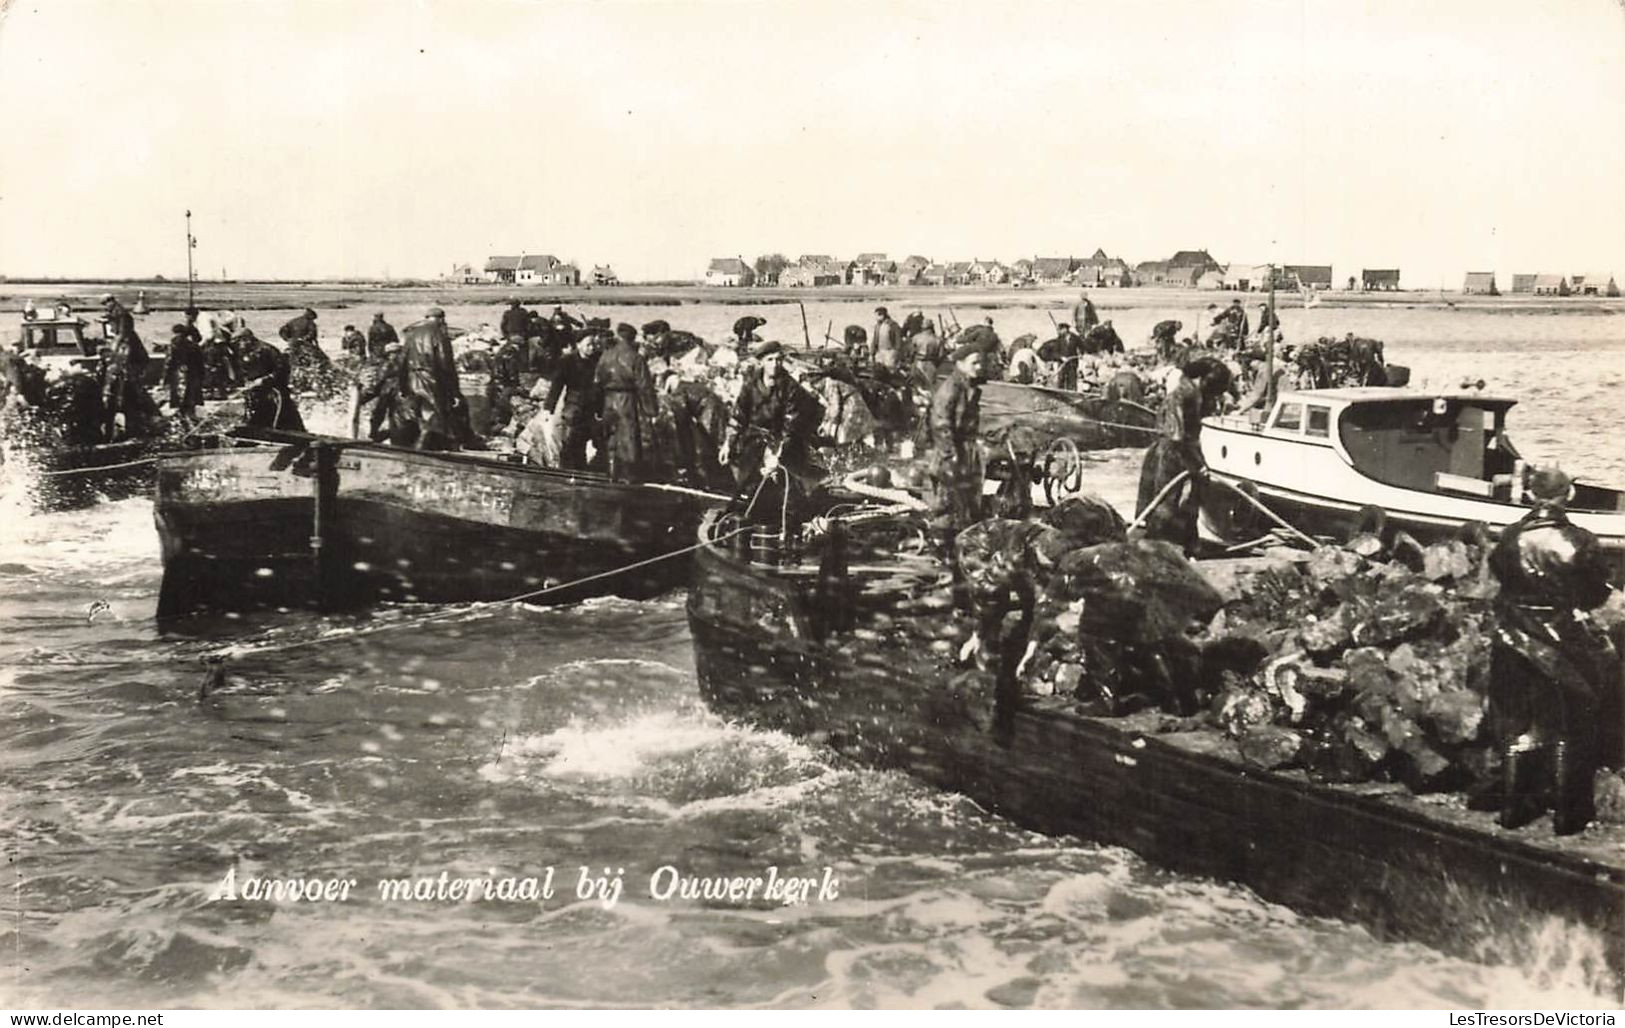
[2,302,1622,1008]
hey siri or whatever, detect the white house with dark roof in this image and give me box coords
[704,257,755,287]
[1571,272,1618,297]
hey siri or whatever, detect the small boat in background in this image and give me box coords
[4,314,175,510]
[1201,387,1625,577]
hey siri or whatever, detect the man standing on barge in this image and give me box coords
[595,322,659,480]
[1483,467,1621,835]
[1135,355,1230,555]
[925,339,992,557]
[721,341,823,525]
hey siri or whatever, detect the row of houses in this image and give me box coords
[447,254,622,287]
[1501,272,1620,297]
[709,249,1398,291]
[709,249,1140,288]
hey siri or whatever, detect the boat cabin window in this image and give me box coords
[1272,402,1303,433]
[1338,400,1488,492]
[1306,405,1331,438]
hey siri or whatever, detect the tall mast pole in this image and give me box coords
[1265,263,1277,406]
[185,209,195,307]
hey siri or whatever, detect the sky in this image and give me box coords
[1,0,1622,286]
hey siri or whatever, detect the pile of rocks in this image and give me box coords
[1204,538,1503,791]
[1015,510,1625,805]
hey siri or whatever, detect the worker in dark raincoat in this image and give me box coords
[1079,320,1124,355]
[645,320,727,488]
[279,307,337,395]
[358,339,411,443]
[500,298,530,342]
[162,322,206,423]
[544,331,604,470]
[1483,467,1621,835]
[1151,320,1183,363]
[340,324,368,356]
[720,340,823,526]
[200,325,240,399]
[731,316,767,356]
[367,313,399,362]
[485,333,528,432]
[99,294,150,376]
[1135,355,1230,555]
[594,322,659,480]
[400,307,467,450]
[236,327,304,431]
[925,338,992,555]
[1037,323,1080,389]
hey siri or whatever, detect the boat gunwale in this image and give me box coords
[688,507,1625,895]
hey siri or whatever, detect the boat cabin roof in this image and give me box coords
[1275,386,1518,411]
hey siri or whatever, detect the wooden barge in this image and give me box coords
[686,508,1625,992]
[154,429,716,619]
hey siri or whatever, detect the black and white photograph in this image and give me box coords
[2,0,1623,1011]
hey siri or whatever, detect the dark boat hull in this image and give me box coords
[687,517,1625,991]
[155,431,714,618]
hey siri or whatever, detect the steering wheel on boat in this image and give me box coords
[1040,436,1084,505]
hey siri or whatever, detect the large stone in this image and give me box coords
[1051,662,1084,696]
[1422,687,1485,745]
[1343,646,1392,696]
[1421,540,1474,582]
[1396,734,1453,790]
[1385,642,1446,715]
[1214,682,1278,736]
[1307,545,1365,582]
[1595,769,1625,826]
[1349,588,1445,647]
[1238,725,1304,770]
[1055,539,1224,641]
[1299,608,1353,658]
[1345,532,1386,559]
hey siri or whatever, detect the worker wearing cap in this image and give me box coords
[1483,467,1621,835]
[99,293,149,374]
[358,336,411,443]
[543,331,604,470]
[398,306,466,449]
[340,323,368,356]
[180,306,203,346]
[594,322,659,480]
[924,339,992,555]
[279,306,338,395]
[1255,302,1280,338]
[1135,355,1230,555]
[720,340,823,524]
[367,313,399,362]
[499,298,530,344]
[236,326,305,431]
[162,322,206,423]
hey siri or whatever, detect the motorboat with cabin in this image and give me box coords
[1200,387,1625,577]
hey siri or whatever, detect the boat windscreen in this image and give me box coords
[1339,400,1487,491]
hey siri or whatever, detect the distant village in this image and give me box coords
[450,251,1618,297]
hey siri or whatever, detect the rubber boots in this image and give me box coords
[1550,740,1596,837]
[1497,745,1548,830]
